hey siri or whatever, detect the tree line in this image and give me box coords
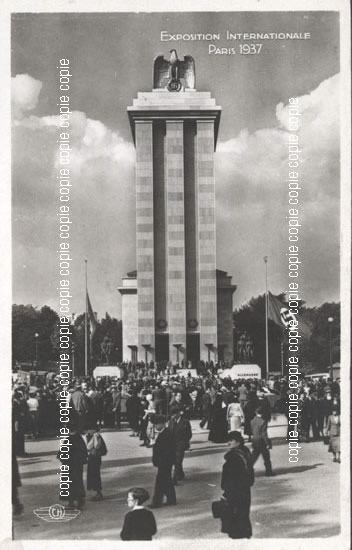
[233,294,340,374]
[12,295,340,375]
[12,304,122,375]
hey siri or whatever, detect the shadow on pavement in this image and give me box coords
[255,463,324,477]
[21,450,58,458]
[298,525,340,538]
[254,505,340,538]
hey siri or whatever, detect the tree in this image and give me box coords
[37,306,60,362]
[12,304,40,365]
[12,304,123,375]
[301,302,340,371]
[233,296,341,375]
[12,304,59,366]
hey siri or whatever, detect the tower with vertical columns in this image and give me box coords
[118,53,235,365]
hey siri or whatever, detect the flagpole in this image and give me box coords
[264,256,269,379]
[85,258,88,377]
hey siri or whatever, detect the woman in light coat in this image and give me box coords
[326,406,340,463]
[145,394,156,446]
[227,396,244,433]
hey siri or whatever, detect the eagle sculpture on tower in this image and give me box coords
[153,50,196,91]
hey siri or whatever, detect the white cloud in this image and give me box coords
[216,73,339,197]
[11,74,42,119]
[12,85,135,174]
[12,74,136,317]
[215,73,340,306]
[276,73,339,137]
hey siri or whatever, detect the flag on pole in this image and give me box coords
[267,292,312,339]
[87,292,97,353]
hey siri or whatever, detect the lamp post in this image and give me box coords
[34,332,39,377]
[328,317,334,380]
[264,256,269,379]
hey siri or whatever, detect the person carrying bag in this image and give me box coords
[86,428,108,501]
[212,431,254,539]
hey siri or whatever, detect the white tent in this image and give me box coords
[93,366,124,379]
[220,364,262,380]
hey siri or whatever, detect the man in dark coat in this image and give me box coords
[12,409,24,515]
[12,450,23,515]
[164,383,173,416]
[301,393,318,441]
[71,384,90,434]
[220,431,254,539]
[222,387,235,407]
[58,427,88,509]
[152,384,167,415]
[250,407,274,476]
[150,415,176,508]
[208,392,228,443]
[256,392,272,423]
[126,391,140,436]
[243,392,257,442]
[13,391,28,456]
[169,391,184,417]
[111,385,122,429]
[200,388,212,429]
[168,411,192,484]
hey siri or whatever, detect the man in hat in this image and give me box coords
[71,383,90,434]
[255,390,272,423]
[200,387,212,429]
[169,391,184,417]
[87,386,105,429]
[250,407,274,476]
[220,430,254,539]
[152,383,167,415]
[162,381,173,417]
[111,384,122,429]
[58,422,88,510]
[168,410,192,484]
[150,415,176,508]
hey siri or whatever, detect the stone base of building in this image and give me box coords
[118,269,236,365]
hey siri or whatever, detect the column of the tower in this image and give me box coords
[135,120,155,361]
[166,120,187,364]
[196,120,218,361]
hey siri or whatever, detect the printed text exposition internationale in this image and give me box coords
[160,31,311,41]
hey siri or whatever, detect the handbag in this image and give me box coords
[88,433,108,457]
[211,498,230,519]
[99,435,108,456]
[323,435,330,445]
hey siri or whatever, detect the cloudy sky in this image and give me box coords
[11,11,340,319]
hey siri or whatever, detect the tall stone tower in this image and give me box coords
[118,52,236,365]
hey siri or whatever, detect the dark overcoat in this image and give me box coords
[220,446,254,539]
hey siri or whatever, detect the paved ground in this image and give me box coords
[13,414,340,540]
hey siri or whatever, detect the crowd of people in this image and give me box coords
[12,363,341,538]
